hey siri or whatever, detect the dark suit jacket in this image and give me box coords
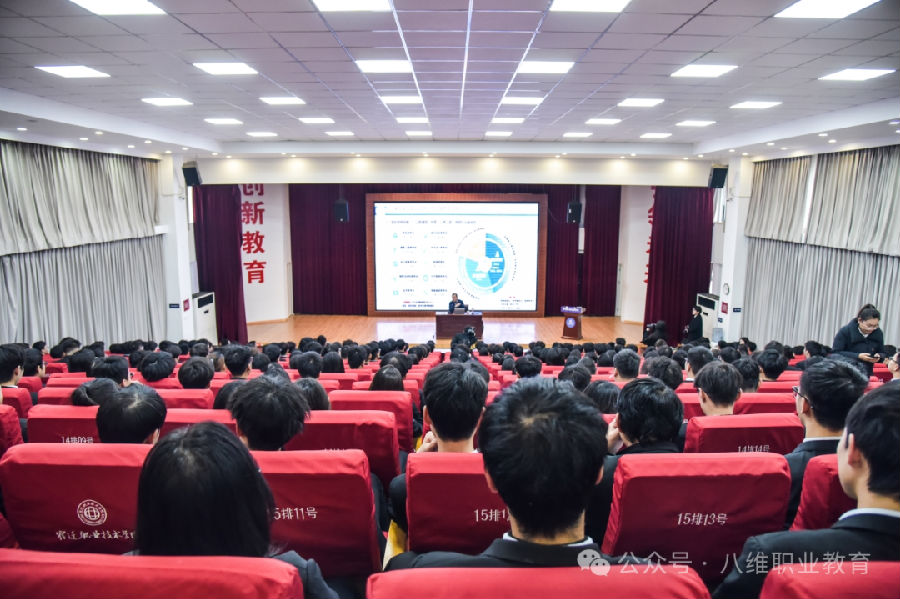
[448,300,467,314]
[684,315,703,343]
[832,319,884,376]
[273,551,339,599]
[387,536,646,570]
[713,512,900,599]
[585,441,680,543]
[388,472,409,532]
[784,438,840,528]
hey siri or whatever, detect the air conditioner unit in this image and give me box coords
[696,292,720,341]
[192,292,218,343]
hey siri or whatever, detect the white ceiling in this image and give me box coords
[0,0,898,161]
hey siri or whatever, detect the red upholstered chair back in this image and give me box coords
[757,381,799,393]
[0,549,303,599]
[47,376,92,387]
[27,405,100,443]
[683,413,804,454]
[733,392,796,415]
[44,362,68,374]
[760,562,900,599]
[329,390,414,452]
[676,393,704,419]
[1,387,32,418]
[0,443,149,553]
[790,453,856,531]
[406,452,509,554]
[349,381,420,408]
[367,566,710,599]
[38,386,76,405]
[49,372,88,378]
[284,410,399,486]
[0,511,16,548]
[318,372,360,389]
[209,377,242,399]
[601,453,790,585]
[319,379,340,394]
[158,409,237,438]
[253,449,380,579]
[0,404,24,457]
[17,376,43,394]
[156,388,214,409]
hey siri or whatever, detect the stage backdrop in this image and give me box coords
[239,183,290,323]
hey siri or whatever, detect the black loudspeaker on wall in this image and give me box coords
[182,161,202,187]
[333,200,349,223]
[708,166,728,189]
[566,201,582,223]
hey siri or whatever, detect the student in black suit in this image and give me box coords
[714,382,900,599]
[783,358,868,528]
[832,304,885,377]
[448,293,467,314]
[387,377,644,570]
[682,305,704,344]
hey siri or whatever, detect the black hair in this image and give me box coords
[370,366,404,391]
[138,352,176,382]
[843,382,898,501]
[213,380,245,410]
[466,360,491,383]
[757,348,788,379]
[583,380,619,414]
[578,356,596,374]
[294,377,330,410]
[857,304,881,322]
[718,346,740,364]
[479,377,607,538]
[617,378,683,445]
[129,349,148,369]
[347,346,366,369]
[732,357,760,392]
[686,346,715,375]
[557,365,591,391]
[67,350,96,374]
[158,341,182,358]
[500,356,515,371]
[422,362,487,442]
[803,340,825,358]
[799,358,868,431]
[96,384,167,443]
[693,361,743,407]
[136,421,274,557]
[21,348,44,377]
[290,351,322,379]
[91,356,130,385]
[262,343,282,364]
[321,351,344,374]
[189,342,209,358]
[251,352,271,372]
[380,352,411,377]
[514,355,542,378]
[177,357,214,389]
[646,357,683,390]
[71,378,119,407]
[612,349,640,379]
[32,341,46,352]
[223,345,253,378]
[229,377,309,451]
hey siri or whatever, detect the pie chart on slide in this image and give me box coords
[457,230,512,297]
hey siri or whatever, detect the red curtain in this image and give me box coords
[192,184,248,344]
[543,186,580,315]
[582,186,621,316]
[643,187,714,345]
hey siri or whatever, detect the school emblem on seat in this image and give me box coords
[76,499,108,526]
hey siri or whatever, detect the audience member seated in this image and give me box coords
[714,382,900,599]
[646,357,683,390]
[587,378,683,542]
[612,349,639,384]
[210,350,226,373]
[138,352,179,389]
[557,365,591,391]
[322,351,344,374]
[71,378,119,407]
[189,342,210,358]
[757,348,788,382]
[213,380,245,410]
[177,357,214,389]
[582,381,619,414]
[694,361,743,416]
[387,377,645,570]
[347,347,367,369]
[229,376,310,451]
[291,351,323,379]
[21,348,45,379]
[888,351,900,380]
[65,349,96,374]
[685,346,715,382]
[252,352,271,373]
[513,356,542,379]
[91,356,132,387]
[732,357,760,392]
[96,384,167,444]
[134,421,337,599]
[224,345,254,379]
[295,377,330,410]
[370,366,404,392]
[0,345,24,391]
[783,358,868,528]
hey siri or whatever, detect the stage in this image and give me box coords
[247,315,643,347]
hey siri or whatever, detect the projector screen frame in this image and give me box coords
[366,193,548,317]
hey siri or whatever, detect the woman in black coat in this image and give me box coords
[832,304,885,376]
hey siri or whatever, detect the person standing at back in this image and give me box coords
[833,304,885,377]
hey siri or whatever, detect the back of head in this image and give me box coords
[577,356,596,374]
[803,340,825,358]
[686,346,715,375]
[67,350,97,374]
[291,351,323,378]
[158,341,182,358]
[262,343,282,363]
[617,378,684,445]
[96,384,167,443]
[91,356,130,385]
[500,356,515,371]
[757,348,788,379]
[732,357,759,391]
[321,351,344,373]
[347,346,366,369]
[718,346,740,364]
[646,357,683,390]
[380,351,410,377]
[177,357,214,389]
[213,380,245,410]
[294,377,330,410]
[72,378,119,407]
[613,349,640,379]
[22,348,44,377]
[129,349,149,369]
[138,352,176,382]
[583,380,619,414]
[800,358,868,430]
[223,345,253,377]
[479,378,607,538]
[370,366,404,391]
[190,342,209,358]
[557,365,591,391]
[422,362,488,441]
[843,382,898,501]
[514,355,542,378]
[0,344,24,382]
[229,377,310,450]
[694,361,743,407]
[251,353,271,372]
[136,421,273,557]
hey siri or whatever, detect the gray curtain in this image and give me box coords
[742,237,900,346]
[0,140,158,256]
[806,145,900,257]
[744,156,810,243]
[0,236,166,343]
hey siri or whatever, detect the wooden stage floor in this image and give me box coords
[248,315,643,347]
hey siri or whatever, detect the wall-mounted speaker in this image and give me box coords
[708,166,728,189]
[182,161,202,187]
[333,200,349,223]
[566,201,582,223]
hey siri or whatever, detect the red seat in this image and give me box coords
[760,562,900,599]
[756,381,800,393]
[284,410,399,486]
[46,376,92,387]
[676,393,704,420]
[253,449,380,579]
[319,379,340,394]
[0,549,303,599]
[683,413,804,454]
[318,372,360,390]
[0,443,150,553]
[209,377,242,399]
[48,372,87,378]
[0,512,16,548]
[790,454,856,531]
[17,376,43,394]
[1,387,32,418]
[158,409,237,438]
[733,393,796,415]
[329,390,414,452]
[144,378,183,390]
[0,404,24,457]
[499,373,517,388]
[44,362,68,374]
[156,388,214,409]
[212,371,230,379]
[602,453,790,585]
[37,387,76,405]
[406,452,509,554]
[367,566,710,599]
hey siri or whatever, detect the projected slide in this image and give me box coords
[374,202,539,311]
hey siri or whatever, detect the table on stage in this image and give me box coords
[435,312,484,338]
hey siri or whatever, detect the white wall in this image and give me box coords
[155,155,195,341]
[240,184,291,323]
[617,186,654,324]
[718,157,753,341]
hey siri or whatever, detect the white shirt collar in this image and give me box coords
[839,508,900,520]
[802,436,841,443]
[502,532,595,547]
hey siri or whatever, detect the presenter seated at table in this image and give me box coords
[448,293,467,314]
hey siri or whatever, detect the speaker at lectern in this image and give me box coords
[561,306,584,340]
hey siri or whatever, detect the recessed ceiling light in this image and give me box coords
[205,118,243,125]
[69,0,164,14]
[890,120,900,125]
[640,132,671,139]
[630,153,636,157]
[164,150,172,154]
[36,65,110,78]
[766,142,775,146]
[406,130,432,136]
[326,131,354,136]
[819,68,895,81]
[182,147,188,150]
[549,0,631,12]
[683,157,688,160]
[555,154,561,158]
[16,127,27,131]
[563,132,592,138]
[729,149,735,152]
[670,64,737,78]
[731,101,781,109]
[619,98,664,107]
[697,154,704,158]
[94,131,103,135]
[775,0,880,19]
[144,140,152,144]
[194,62,257,75]
[127,144,135,148]
[212,152,218,156]
[485,131,512,137]
[141,97,192,106]
[586,118,621,125]
[492,117,525,124]
[356,59,413,73]
[676,120,715,127]
[742,152,749,156]
[780,147,788,150]
[79,137,88,141]
[247,131,277,137]
[355,153,362,157]
[828,139,837,143]
[516,61,574,74]
[291,154,297,157]
[380,95,423,104]
[260,96,304,105]
[299,117,335,124]
[500,96,544,105]
[226,155,232,159]
[397,117,428,124]
[311,0,390,11]
[620,155,625,159]
[423,153,428,157]
[818,132,828,136]
[896,129,900,134]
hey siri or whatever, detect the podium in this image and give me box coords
[561,306,584,340]
[435,312,484,339]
